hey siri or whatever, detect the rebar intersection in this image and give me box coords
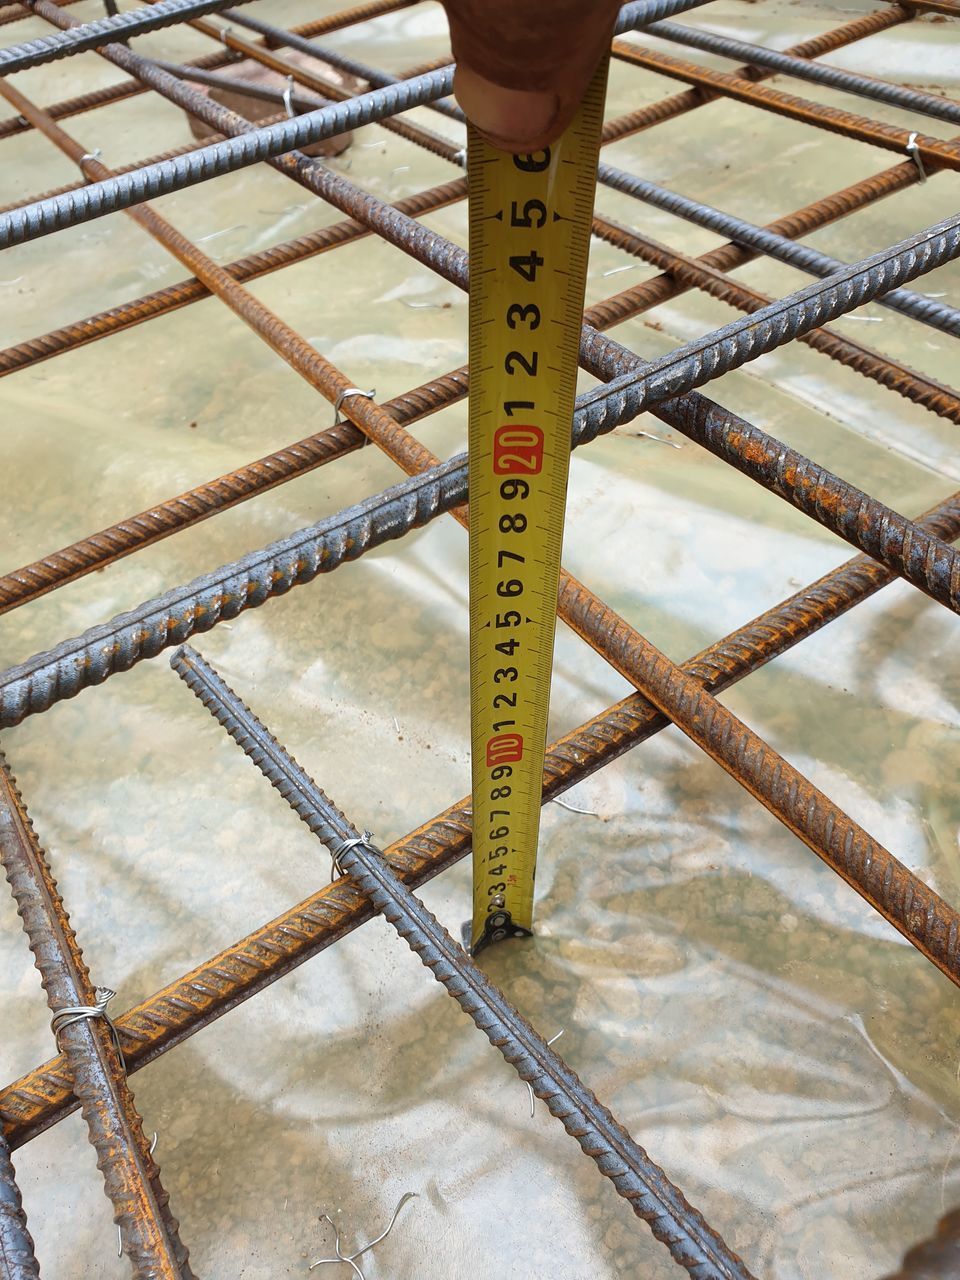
[0,0,957,1275]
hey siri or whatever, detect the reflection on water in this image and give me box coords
[0,0,958,1275]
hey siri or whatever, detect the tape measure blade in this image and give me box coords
[468,60,609,954]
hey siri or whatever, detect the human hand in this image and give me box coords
[438,0,621,153]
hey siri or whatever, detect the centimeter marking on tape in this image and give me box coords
[467,61,609,954]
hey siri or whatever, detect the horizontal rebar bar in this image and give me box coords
[0,61,455,248]
[572,210,960,433]
[0,173,465,371]
[0,754,194,1279]
[0,47,239,142]
[591,212,960,422]
[600,4,912,143]
[612,41,960,173]
[169,644,756,1280]
[0,0,254,75]
[4,487,959,1152]
[647,18,960,125]
[0,1131,38,1280]
[597,164,960,338]
[0,361,466,613]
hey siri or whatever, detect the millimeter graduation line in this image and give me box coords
[169,643,758,1280]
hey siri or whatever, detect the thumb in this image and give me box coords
[440,0,620,153]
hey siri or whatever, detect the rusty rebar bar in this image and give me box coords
[170,644,756,1280]
[611,41,960,172]
[0,173,465,358]
[0,754,194,1279]
[600,4,912,143]
[3,486,959,1153]
[0,0,77,26]
[648,17,960,125]
[0,361,468,613]
[0,1131,38,1280]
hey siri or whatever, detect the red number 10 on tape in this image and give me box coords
[493,426,544,475]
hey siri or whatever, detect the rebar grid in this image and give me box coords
[0,0,957,1275]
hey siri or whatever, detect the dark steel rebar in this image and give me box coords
[0,0,255,75]
[4,487,960,1153]
[590,212,960,422]
[597,164,960,338]
[0,59,456,248]
[0,754,194,1279]
[169,644,756,1280]
[573,209,960,424]
[0,1131,38,1280]
[611,41,960,172]
[599,4,912,143]
[647,18,960,125]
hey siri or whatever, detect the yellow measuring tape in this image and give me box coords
[468,61,609,953]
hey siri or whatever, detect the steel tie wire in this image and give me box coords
[167,643,757,1280]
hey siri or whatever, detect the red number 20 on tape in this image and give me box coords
[493,426,544,475]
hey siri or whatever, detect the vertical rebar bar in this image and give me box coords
[0,755,194,1279]
[0,1131,39,1280]
[169,644,757,1280]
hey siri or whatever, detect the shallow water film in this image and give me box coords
[0,0,959,1276]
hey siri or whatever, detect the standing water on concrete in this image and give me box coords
[0,1,958,1275]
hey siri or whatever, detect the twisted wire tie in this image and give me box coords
[328,830,379,881]
[50,985,127,1069]
[332,387,376,444]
